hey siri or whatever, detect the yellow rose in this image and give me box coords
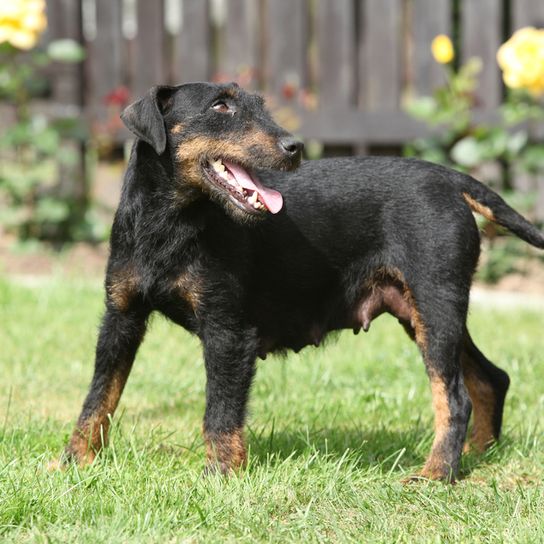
[22,11,47,33]
[8,27,38,50]
[431,35,454,64]
[0,4,25,20]
[0,0,47,50]
[497,27,544,96]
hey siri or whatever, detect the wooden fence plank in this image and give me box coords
[411,0,450,96]
[176,0,211,83]
[133,0,166,96]
[221,0,258,84]
[46,0,85,106]
[316,0,356,106]
[90,0,123,112]
[360,0,402,112]
[42,0,88,222]
[512,0,544,28]
[265,0,307,99]
[462,0,502,109]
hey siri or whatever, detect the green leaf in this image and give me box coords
[481,129,508,159]
[520,145,544,174]
[506,131,528,156]
[34,127,60,155]
[35,197,70,223]
[450,137,484,168]
[47,39,85,63]
[420,148,448,165]
[405,97,437,121]
[51,117,89,140]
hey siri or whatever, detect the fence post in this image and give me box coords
[134,0,166,97]
[176,0,211,83]
[45,0,88,236]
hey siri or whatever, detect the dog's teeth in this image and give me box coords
[253,200,261,209]
[248,191,258,204]
[230,179,241,190]
[211,159,226,175]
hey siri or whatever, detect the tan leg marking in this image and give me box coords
[107,268,140,312]
[204,428,247,472]
[461,353,496,453]
[67,371,128,466]
[404,288,427,352]
[420,375,452,480]
[174,265,203,314]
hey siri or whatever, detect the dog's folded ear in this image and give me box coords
[121,85,177,155]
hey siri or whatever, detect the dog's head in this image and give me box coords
[121,82,303,221]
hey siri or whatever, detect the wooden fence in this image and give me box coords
[41,0,544,215]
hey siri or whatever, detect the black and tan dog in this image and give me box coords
[63,82,543,481]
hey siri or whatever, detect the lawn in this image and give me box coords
[0,276,543,542]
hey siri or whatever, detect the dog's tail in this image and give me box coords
[456,172,544,249]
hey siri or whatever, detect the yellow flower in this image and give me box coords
[0,0,47,50]
[497,27,544,96]
[431,35,454,64]
[22,11,47,33]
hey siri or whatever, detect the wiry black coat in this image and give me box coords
[62,82,543,481]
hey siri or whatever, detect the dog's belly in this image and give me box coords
[252,292,340,358]
[254,269,416,359]
[257,323,331,358]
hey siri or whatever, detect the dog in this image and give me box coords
[63,82,544,481]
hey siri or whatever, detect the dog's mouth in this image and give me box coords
[202,159,283,215]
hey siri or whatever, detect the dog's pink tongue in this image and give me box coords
[224,160,283,214]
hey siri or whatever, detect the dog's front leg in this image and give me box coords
[63,306,149,466]
[201,324,258,474]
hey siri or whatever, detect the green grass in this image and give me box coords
[1,277,543,543]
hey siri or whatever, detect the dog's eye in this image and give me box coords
[212,101,230,114]
[212,100,237,116]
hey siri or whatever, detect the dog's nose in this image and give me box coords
[279,136,304,157]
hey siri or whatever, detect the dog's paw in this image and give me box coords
[47,448,96,471]
[402,469,456,484]
[202,461,232,478]
[46,457,66,472]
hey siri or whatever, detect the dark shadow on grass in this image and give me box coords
[245,425,517,479]
[114,403,519,480]
[458,432,517,479]
[245,424,429,474]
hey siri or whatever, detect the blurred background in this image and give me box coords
[0,0,543,290]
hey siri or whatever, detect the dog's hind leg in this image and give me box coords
[401,296,472,482]
[461,330,510,453]
[421,362,471,482]
[201,321,258,474]
[64,306,149,466]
